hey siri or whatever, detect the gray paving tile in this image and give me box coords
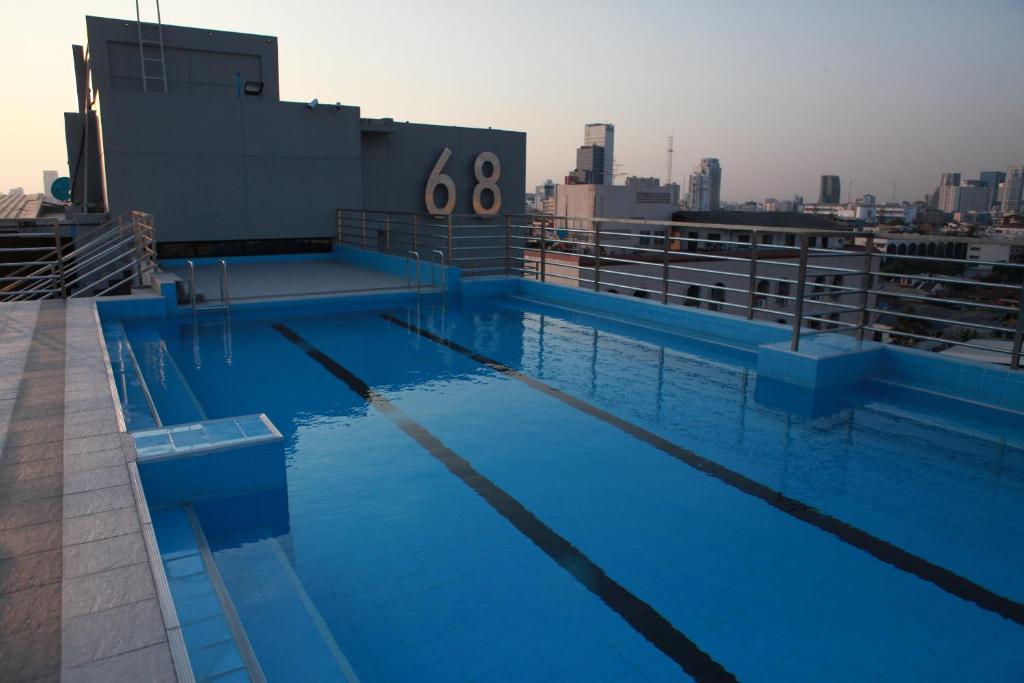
[0,520,61,560]
[0,581,61,637]
[0,473,62,503]
[61,598,166,668]
[62,641,177,683]
[0,455,62,482]
[0,441,63,463]
[2,425,65,448]
[64,433,123,457]
[64,532,148,580]
[0,548,62,593]
[64,464,130,496]
[64,484,135,518]
[64,447,126,474]
[63,507,140,546]
[64,416,121,440]
[62,561,156,621]
[64,396,117,415]
[0,495,62,531]
[0,624,61,681]
[63,407,118,428]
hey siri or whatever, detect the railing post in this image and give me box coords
[745,231,759,319]
[52,220,67,298]
[661,228,671,304]
[336,209,342,246]
[539,219,547,283]
[790,234,810,351]
[447,215,454,265]
[361,211,367,249]
[1011,282,1023,370]
[593,220,601,292]
[132,214,144,287]
[505,215,512,276]
[384,214,391,253]
[412,214,418,254]
[857,234,875,341]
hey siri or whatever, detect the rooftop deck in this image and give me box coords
[165,259,411,302]
[0,300,183,682]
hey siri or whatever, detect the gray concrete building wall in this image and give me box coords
[83,16,280,100]
[97,91,363,243]
[67,16,526,247]
[360,122,525,216]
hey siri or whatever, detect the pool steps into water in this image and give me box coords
[124,323,208,424]
[101,322,161,430]
[106,324,358,682]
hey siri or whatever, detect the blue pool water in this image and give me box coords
[124,295,1024,681]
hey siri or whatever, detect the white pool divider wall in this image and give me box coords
[133,414,286,507]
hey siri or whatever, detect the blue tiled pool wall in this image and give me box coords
[149,506,252,683]
[97,264,1023,414]
[461,277,1024,412]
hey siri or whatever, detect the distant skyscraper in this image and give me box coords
[979,171,1005,207]
[937,185,960,213]
[573,145,605,184]
[938,172,961,187]
[686,158,721,211]
[956,182,993,214]
[583,123,615,185]
[1002,166,1023,215]
[818,175,841,204]
[42,170,58,202]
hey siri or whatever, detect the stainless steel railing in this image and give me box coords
[335,207,1024,369]
[0,210,157,302]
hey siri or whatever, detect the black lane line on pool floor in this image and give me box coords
[272,323,737,683]
[381,314,1024,628]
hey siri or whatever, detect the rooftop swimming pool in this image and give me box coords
[102,286,1024,682]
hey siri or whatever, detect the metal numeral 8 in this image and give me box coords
[472,151,501,216]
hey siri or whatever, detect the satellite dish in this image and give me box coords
[51,177,71,202]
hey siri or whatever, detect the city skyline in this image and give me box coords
[2,0,1022,202]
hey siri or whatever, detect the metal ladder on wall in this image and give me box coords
[186,260,232,317]
[135,0,168,93]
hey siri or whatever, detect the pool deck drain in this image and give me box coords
[0,300,183,682]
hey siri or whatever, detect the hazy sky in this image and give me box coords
[2,0,1022,202]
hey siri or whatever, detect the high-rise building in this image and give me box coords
[818,175,841,204]
[573,145,605,184]
[1001,166,1023,215]
[979,171,1005,207]
[42,170,58,202]
[939,172,961,188]
[956,182,993,214]
[625,176,660,187]
[937,185,960,213]
[687,158,721,211]
[583,123,615,185]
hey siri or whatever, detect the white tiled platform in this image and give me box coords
[166,260,410,302]
[0,299,187,682]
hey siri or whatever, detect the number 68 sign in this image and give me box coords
[425,147,502,216]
